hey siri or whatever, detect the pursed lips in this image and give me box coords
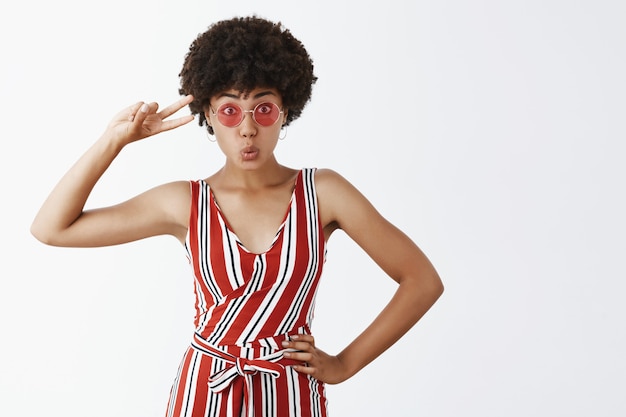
[241,146,260,161]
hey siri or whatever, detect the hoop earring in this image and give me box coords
[279,126,288,141]
[204,115,216,142]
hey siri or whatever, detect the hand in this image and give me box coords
[106,95,195,146]
[282,334,349,385]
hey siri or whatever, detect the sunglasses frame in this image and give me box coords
[210,101,284,128]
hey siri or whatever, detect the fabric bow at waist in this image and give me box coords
[191,333,299,415]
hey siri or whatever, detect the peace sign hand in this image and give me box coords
[106,95,195,146]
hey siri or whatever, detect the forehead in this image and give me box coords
[214,87,281,102]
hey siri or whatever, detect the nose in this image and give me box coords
[238,111,257,138]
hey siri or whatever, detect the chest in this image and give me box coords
[211,186,295,255]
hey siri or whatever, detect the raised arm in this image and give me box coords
[283,168,444,383]
[30,96,195,247]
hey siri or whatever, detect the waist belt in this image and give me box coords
[191,332,300,414]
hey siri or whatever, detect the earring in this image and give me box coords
[203,115,216,142]
[279,125,288,141]
[206,121,216,142]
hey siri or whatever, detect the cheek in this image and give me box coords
[214,137,231,154]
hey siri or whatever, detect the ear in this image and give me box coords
[282,109,288,125]
[204,111,212,127]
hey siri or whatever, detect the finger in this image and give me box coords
[292,364,316,376]
[289,342,317,353]
[159,114,195,132]
[282,335,316,352]
[283,351,313,363]
[126,102,145,122]
[291,334,315,347]
[129,102,151,125]
[291,334,314,342]
[157,95,194,120]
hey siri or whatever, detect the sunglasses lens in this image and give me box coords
[253,103,281,126]
[216,104,243,127]
[215,102,281,127]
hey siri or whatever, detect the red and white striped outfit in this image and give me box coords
[165,168,328,417]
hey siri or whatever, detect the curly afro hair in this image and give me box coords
[179,16,317,135]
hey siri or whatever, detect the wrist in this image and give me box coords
[98,130,128,154]
[335,352,360,382]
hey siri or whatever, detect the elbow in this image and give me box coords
[30,223,50,245]
[30,221,59,246]
[434,271,444,295]
[435,280,444,302]
[400,269,444,304]
[413,268,444,305]
[427,271,445,302]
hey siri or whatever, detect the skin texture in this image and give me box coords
[31,87,444,385]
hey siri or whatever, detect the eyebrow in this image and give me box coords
[217,91,276,100]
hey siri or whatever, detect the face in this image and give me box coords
[204,87,288,169]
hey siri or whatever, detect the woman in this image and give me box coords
[31,16,443,417]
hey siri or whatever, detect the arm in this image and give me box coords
[283,169,444,384]
[30,96,195,247]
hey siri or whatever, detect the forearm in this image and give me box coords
[31,97,194,246]
[31,133,123,244]
[337,272,444,380]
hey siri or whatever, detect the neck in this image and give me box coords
[213,158,292,190]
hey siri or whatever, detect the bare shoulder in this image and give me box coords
[150,179,191,197]
[314,168,352,211]
[314,168,352,195]
[144,180,191,222]
[314,168,379,233]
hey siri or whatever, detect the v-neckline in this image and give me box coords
[205,170,301,256]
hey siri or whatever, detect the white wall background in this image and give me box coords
[2,0,625,416]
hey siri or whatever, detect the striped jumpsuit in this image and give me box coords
[165,168,328,417]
